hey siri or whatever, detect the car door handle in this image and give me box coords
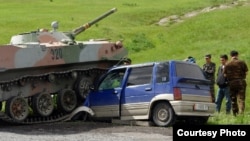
[195,84,200,89]
[145,88,152,91]
[113,90,118,94]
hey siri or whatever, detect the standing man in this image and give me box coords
[203,54,216,102]
[224,50,248,116]
[215,54,231,114]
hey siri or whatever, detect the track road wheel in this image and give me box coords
[32,93,54,117]
[57,89,77,113]
[75,77,91,99]
[152,102,176,127]
[6,96,29,121]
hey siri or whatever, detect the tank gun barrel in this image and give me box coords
[72,8,117,37]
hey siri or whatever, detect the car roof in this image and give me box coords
[113,62,156,70]
[111,60,197,70]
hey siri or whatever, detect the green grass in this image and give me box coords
[0,0,250,124]
[209,111,250,124]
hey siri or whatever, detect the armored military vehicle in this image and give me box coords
[0,8,128,124]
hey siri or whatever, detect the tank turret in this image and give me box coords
[10,8,117,45]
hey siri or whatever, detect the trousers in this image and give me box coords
[229,79,247,115]
[215,86,231,113]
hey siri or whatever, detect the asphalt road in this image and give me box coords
[0,120,173,141]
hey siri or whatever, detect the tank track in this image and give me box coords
[0,111,70,125]
[0,67,107,125]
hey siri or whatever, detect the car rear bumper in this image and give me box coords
[170,101,216,117]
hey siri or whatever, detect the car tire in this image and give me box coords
[152,102,176,127]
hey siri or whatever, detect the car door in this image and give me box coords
[121,65,154,118]
[89,68,126,117]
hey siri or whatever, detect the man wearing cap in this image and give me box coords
[203,54,216,102]
[224,50,248,116]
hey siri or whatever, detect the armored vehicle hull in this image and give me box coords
[0,8,128,124]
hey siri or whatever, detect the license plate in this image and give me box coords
[194,104,209,111]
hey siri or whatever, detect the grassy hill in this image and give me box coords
[0,0,250,124]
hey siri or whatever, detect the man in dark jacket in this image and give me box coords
[224,50,248,116]
[215,54,231,114]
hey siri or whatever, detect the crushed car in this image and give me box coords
[69,60,216,127]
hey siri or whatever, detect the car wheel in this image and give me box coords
[152,102,176,127]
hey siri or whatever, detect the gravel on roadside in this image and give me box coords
[0,121,173,141]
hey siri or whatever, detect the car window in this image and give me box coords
[127,66,153,86]
[175,62,205,79]
[156,62,169,83]
[98,69,126,90]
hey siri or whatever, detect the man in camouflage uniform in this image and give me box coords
[224,50,248,116]
[203,54,216,102]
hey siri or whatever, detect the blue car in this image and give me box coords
[70,60,216,127]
